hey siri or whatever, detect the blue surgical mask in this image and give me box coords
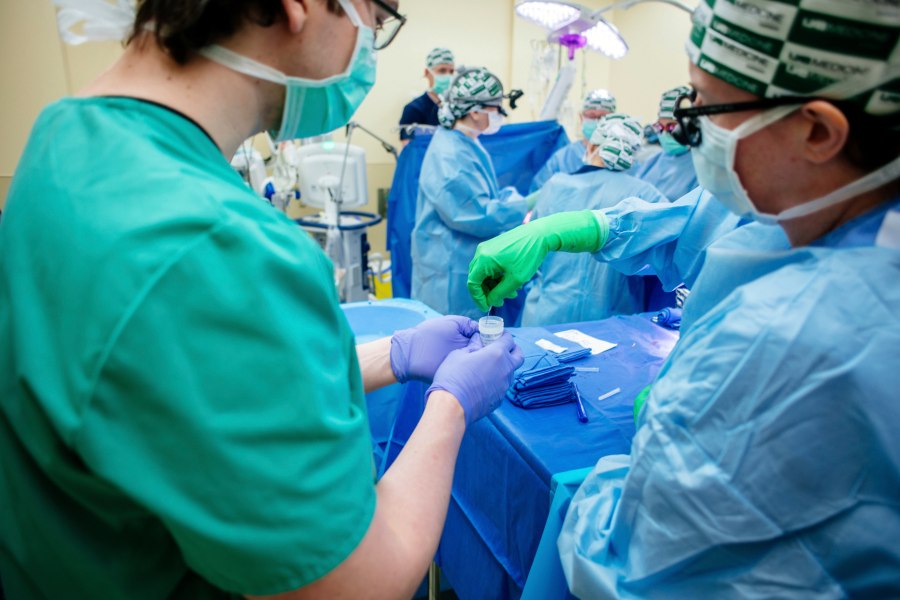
[432,73,452,95]
[658,132,690,156]
[200,0,376,141]
[582,119,599,141]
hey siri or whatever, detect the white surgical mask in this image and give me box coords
[200,0,376,141]
[474,109,504,136]
[692,106,900,225]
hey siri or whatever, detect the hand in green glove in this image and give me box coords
[633,385,651,423]
[467,210,610,312]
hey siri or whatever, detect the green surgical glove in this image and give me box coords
[633,385,651,423]
[467,210,610,312]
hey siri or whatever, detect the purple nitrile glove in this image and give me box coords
[426,332,525,425]
[390,315,479,384]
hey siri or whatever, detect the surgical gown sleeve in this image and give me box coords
[559,247,900,599]
[426,141,527,238]
[593,188,744,290]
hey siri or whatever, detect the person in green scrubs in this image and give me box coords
[0,1,524,598]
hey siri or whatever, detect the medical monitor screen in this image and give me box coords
[297,143,368,209]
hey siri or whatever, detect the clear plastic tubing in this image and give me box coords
[478,316,504,345]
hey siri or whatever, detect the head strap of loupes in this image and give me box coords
[686,0,900,124]
[588,113,643,171]
[582,89,617,113]
[438,66,524,128]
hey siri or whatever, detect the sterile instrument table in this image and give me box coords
[435,314,679,600]
[342,301,679,599]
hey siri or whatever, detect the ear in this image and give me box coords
[281,0,309,34]
[798,100,850,165]
[459,112,480,129]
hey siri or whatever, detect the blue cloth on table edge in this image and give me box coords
[436,313,679,600]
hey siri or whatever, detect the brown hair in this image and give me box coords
[842,107,900,174]
[131,0,343,65]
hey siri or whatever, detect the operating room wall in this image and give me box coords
[607,2,697,124]
[0,0,70,212]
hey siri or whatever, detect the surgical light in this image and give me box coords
[514,1,582,31]
[515,0,695,61]
[515,0,626,61]
[581,20,627,59]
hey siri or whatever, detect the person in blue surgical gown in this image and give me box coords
[411,67,530,318]
[632,85,699,201]
[522,114,668,326]
[529,89,617,192]
[468,2,900,596]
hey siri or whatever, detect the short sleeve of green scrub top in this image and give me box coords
[0,98,376,597]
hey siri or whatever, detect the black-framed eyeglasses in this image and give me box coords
[370,0,407,50]
[671,89,823,148]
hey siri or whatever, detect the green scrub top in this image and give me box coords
[0,97,376,598]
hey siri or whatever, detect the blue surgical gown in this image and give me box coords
[632,149,699,202]
[529,140,587,192]
[594,188,746,293]
[521,167,668,326]
[412,127,528,318]
[558,195,900,598]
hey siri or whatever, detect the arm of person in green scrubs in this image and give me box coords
[247,389,466,600]
[249,334,520,600]
[357,337,398,393]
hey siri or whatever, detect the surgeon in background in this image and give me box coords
[467,0,900,595]
[412,67,532,319]
[398,47,455,146]
[632,85,700,200]
[522,114,668,326]
[529,89,617,192]
[633,123,662,164]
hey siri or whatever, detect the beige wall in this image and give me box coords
[0,0,696,229]
[0,0,122,211]
[337,0,519,162]
[0,0,69,209]
[607,1,697,124]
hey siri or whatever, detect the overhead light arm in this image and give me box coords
[593,0,694,16]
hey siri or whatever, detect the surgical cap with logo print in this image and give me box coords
[686,0,900,117]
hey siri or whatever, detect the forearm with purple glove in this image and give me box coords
[390,316,478,383]
[428,333,524,425]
